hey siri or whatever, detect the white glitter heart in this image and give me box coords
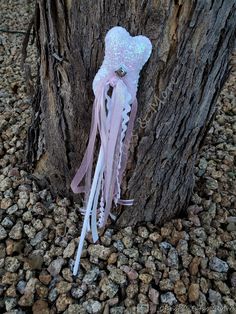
[93,26,152,97]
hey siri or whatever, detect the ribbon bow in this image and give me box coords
[71,26,152,275]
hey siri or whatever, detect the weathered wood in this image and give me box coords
[27,0,236,227]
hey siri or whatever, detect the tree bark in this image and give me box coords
[27,0,236,227]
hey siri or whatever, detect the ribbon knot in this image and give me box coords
[109,75,120,87]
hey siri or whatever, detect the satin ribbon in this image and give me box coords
[71,74,136,275]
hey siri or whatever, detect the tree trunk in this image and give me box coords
[27,0,236,227]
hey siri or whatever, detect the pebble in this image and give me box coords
[9,221,23,240]
[32,300,50,314]
[83,267,100,284]
[56,293,73,312]
[160,292,177,306]
[56,281,72,294]
[88,244,113,260]
[63,240,76,258]
[138,226,149,238]
[137,303,149,314]
[101,277,119,298]
[47,257,64,276]
[188,283,200,302]
[5,257,21,272]
[0,177,12,191]
[208,289,222,304]
[209,256,229,273]
[83,299,102,314]
[148,287,159,304]
[109,268,127,285]
[1,216,14,228]
[0,225,7,239]
[30,229,48,246]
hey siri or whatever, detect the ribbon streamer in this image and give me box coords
[71,26,152,275]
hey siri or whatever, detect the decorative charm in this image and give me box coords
[71,26,152,275]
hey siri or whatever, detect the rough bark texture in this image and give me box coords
[27,0,236,227]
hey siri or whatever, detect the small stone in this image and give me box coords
[214,280,230,295]
[159,241,172,250]
[148,287,159,304]
[1,216,14,228]
[149,232,162,242]
[48,288,58,302]
[139,273,153,284]
[174,304,191,314]
[137,303,149,314]
[108,252,118,264]
[123,248,139,259]
[56,281,72,294]
[209,256,229,273]
[18,293,34,307]
[174,280,186,295]
[2,272,18,285]
[167,248,179,268]
[34,219,44,231]
[101,277,119,298]
[110,306,125,314]
[5,297,17,311]
[7,204,18,215]
[88,244,113,260]
[0,177,12,191]
[56,293,73,312]
[8,167,20,177]
[5,285,17,297]
[188,283,200,302]
[206,178,218,190]
[63,240,76,258]
[17,198,28,209]
[230,272,236,287]
[30,229,48,246]
[33,202,46,215]
[32,300,50,314]
[161,226,172,237]
[159,279,174,292]
[160,292,177,306]
[62,268,73,282]
[84,299,102,314]
[189,257,201,276]
[0,225,7,240]
[47,257,64,276]
[83,267,99,284]
[22,210,33,222]
[5,257,21,272]
[190,244,205,257]
[138,226,149,239]
[67,304,86,314]
[122,265,139,281]
[9,221,23,240]
[24,225,36,239]
[71,286,86,299]
[208,289,222,304]
[122,236,133,248]
[17,280,26,294]
[113,240,124,252]
[109,268,127,285]
[1,198,13,209]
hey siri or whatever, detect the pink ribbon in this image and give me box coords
[71,74,136,275]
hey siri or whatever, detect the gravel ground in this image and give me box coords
[0,1,236,313]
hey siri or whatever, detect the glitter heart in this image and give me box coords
[93,26,152,97]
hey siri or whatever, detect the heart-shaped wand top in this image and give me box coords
[93,26,152,100]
